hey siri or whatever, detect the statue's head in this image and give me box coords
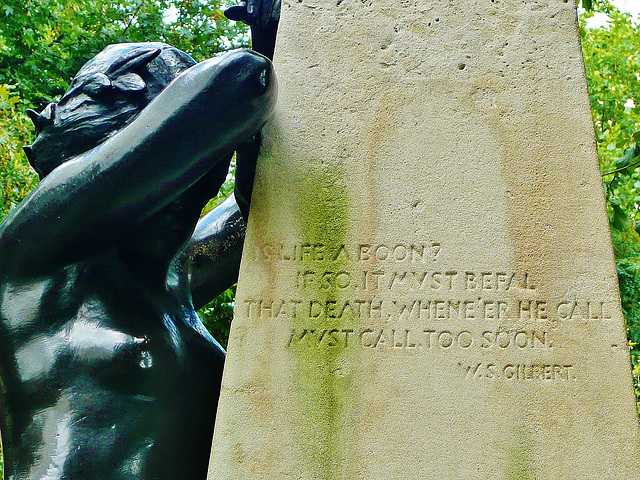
[24,43,196,178]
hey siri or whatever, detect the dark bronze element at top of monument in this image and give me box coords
[0,1,279,478]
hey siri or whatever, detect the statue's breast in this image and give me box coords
[0,260,222,479]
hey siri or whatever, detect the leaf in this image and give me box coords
[615,146,637,169]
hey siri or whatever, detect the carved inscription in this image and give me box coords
[244,298,612,322]
[254,242,441,263]
[295,270,528,292]
[285,328,550,350]
[248,241,611,383]
[458,363,576,381]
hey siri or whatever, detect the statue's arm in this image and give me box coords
[176,135,261,309]
[0,51,275,276]
[171,0,280,307]
[179,194,246,311]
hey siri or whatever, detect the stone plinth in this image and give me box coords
[208,0,640,477]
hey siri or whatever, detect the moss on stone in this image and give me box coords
[290,159,355,478]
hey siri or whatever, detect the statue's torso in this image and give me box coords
[0,254,224,479]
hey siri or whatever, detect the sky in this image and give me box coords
[162,1,638,29]
[612,0,640,16]
[586,0,640,28]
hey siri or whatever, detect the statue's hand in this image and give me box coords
[225,0,280,29]
[233,134,261,220]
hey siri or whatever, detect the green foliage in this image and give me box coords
[618,259,640,342]
[203,156,237,215]
[617,258,640,410]
[199,285,236,349]
[0,85,38,219]
[581,5,640,227]
[0,0,248,109]
[581,4,640,410]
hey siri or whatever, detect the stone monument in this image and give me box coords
[208,0,640,478]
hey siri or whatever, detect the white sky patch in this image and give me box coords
[625,98,636,109]
[586,11,612,28]
[163,4,179,24]
[585,0,640,28]
[615,0,640,18]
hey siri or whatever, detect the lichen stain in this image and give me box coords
[291,157,357,479]
[505,427,536,480]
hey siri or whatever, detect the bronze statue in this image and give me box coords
[0,1,279,478]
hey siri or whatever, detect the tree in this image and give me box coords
[0,85,38,217]
[0,0,249,109]
[580,3,640,409]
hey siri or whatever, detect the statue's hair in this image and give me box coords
[25,43,196,178]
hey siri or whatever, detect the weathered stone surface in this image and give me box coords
[208,0,640,477]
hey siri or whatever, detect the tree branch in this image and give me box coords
[121,1,145,36]
[0,57,28,70]
[602,160,640,176]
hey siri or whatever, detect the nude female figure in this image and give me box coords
[0,1,279,478]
